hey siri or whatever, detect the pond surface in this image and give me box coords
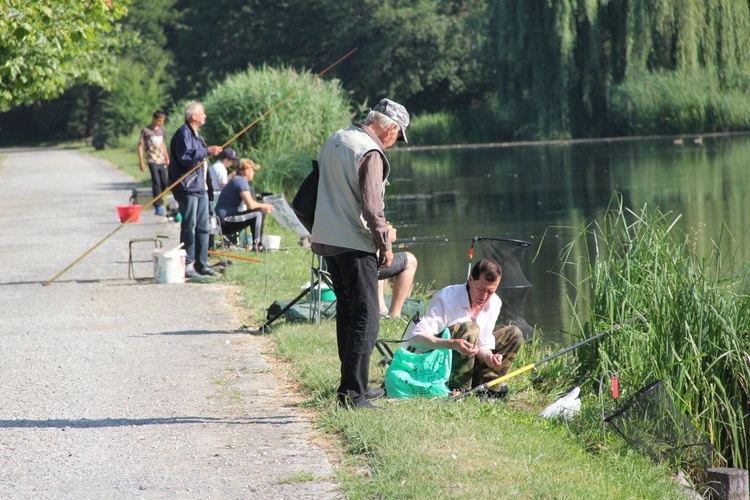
[385,133,750,345]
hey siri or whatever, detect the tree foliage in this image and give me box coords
[194,65,353,193]
[5,0,750,145]
[493,0,750,139]
[171,0,492,112]
[0,0,132,112]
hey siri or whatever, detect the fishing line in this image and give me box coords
[44,48,357,286]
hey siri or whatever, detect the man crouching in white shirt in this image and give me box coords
[404,258,524,398]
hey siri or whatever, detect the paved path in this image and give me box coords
[0,148,338,499]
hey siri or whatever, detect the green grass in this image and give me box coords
[90,147,687,498]
[217,220,684,498]
[554,193,750,472]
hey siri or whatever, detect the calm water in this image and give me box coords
[385,134,750,345]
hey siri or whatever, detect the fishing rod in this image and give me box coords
[448,316,644,402]
[43,48,357,286]
[207,250,261,263]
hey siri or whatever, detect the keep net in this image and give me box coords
[604,379,713,470]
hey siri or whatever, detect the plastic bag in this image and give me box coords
[384,328,452,398]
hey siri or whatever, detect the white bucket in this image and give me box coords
[262,235,281,250]
[153,249,186,284]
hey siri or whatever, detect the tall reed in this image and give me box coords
[558,193,750,469]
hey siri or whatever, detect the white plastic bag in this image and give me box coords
[539,386,581,420]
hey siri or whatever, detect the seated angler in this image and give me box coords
[402,258,524,398]
[214,158,274,251]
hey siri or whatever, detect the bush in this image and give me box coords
[610,71,750,135]
[93,58,169,150]
[407,111,463,146]
[559,193,750,470]
[196,65,352,194]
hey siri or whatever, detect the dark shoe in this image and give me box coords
[337,394,381,409]
[197,267,217,276]
[480,384,508,401]
[365,387,385,400]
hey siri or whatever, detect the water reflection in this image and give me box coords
[385,134,750,345]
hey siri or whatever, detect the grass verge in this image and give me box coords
[219,220,684,498]
[90,145,686,498]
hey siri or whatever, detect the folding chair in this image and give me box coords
[262,193,312,242]
[208,214,230,266]
[308,255,336,324]
[261,254,336,331]
[374,311,422,367]
[466,237,534,339]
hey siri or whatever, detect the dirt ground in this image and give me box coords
[0,148,339,498]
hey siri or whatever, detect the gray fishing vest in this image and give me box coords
[313,125,390,252]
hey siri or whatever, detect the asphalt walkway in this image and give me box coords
[0,148,338,499]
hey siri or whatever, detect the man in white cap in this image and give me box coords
[208,147,238,195]
[311,98,410,409]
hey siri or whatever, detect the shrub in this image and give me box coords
[610,71,750,135]
[197,65,352,194]
[93,58,169,150]
[407,111,463,146]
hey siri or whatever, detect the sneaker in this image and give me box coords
[365,387,385,400]
[155,206,166,216]
[197,267,217,276]
[185,264,197,278]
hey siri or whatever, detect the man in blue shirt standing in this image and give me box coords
[169,101,223,277]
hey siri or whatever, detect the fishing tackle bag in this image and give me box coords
[384,328,452,398]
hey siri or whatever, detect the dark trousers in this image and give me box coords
[147,163,168,208]
[173,191,210,272]
[220,210,264,250]
[324,251,379,404]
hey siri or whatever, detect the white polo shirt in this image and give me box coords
[406,283,501,351]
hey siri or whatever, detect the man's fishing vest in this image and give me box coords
[313,125,390,253]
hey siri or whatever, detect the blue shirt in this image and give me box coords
[168,123,210,194]
[215,175,254,219]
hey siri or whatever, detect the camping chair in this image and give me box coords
[208,214,231,266]
[374,312,422,367]
[262,193,312,243]
[467,237,534,339]
[261,254,336,330]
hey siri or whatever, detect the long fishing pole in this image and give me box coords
[43,48,358,286]
[207,250,261,263]
[448,316,643,402]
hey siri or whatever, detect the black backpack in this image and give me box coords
[291,159,318,233]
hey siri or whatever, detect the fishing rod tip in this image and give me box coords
[42,281,50,287]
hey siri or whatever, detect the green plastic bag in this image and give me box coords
[384,328,452,398]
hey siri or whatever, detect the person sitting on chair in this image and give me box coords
[214,158,274,251]
[402,258,523,398]
[377,224,418,318]
[209,148,238,196]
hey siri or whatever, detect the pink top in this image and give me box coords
[406,283,502,351]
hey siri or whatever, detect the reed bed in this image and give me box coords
[557,193,750,470]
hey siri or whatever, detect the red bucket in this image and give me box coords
[117,204,142,223]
